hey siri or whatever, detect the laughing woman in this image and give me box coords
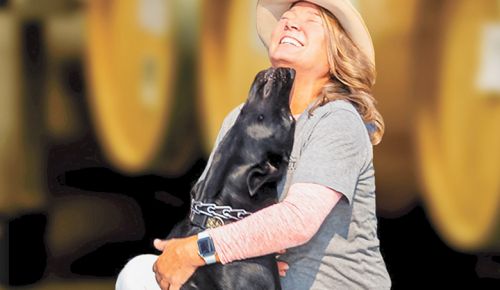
[116,0,391,289]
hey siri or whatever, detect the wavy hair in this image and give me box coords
[310,7,384,145]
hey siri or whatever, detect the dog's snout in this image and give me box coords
[274,67,295,82]
[264,67,277,80]
[262,68,296,87]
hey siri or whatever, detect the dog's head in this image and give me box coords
[193,67,295,211]
[237,67,296,199]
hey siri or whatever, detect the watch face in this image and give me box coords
[198,237,215,256]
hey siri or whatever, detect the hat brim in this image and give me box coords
[256,0,375,65]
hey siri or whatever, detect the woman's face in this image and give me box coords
[268,1,330,78]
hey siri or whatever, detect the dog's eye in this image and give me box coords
[258,114,265,121]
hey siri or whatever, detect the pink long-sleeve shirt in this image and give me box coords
[207,182,343,264]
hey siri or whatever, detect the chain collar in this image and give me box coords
[189,199,252,229]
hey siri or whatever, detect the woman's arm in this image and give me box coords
[153,107,367,289]
[152,182,343,289]
[209,182,343,263]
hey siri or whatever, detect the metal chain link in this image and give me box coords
[191,199,252,221]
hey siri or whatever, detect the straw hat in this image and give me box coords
[256,0,375,65]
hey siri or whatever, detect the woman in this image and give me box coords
[116,0,390,289]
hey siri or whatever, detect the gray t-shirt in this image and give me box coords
[199,100,391,289]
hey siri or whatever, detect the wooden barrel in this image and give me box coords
[45,11,85,141]
[0,12,22,213]
[360,0,421,216]
[0,12,46,214]
[416,0,500,251]
[86,0,177,173]
[198,0,270,154]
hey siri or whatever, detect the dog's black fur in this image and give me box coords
[167,67,296,290]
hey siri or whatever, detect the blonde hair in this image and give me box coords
[311,7,384,145]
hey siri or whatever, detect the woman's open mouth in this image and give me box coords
[279,36,304,47]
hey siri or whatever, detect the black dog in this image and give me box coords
[167,67,296,290]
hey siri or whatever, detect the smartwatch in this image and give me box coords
[197,231,217,265]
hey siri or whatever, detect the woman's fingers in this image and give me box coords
[169,283,183,290]
[277,260,289,277]
[154,271,163,285]
[154,238,168,251]
[153,260,168,288]
[276,249,288,277]
[159,279,169,290]
[153,261,160,281]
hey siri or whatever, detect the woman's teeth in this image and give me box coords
[280,37,303,47]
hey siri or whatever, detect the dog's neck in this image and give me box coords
[193,123,274,206]
[189,198,253,229]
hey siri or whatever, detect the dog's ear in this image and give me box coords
[247,161,279,197]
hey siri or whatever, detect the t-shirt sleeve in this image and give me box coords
[291,109,369,203]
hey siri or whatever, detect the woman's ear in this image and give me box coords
[246,161,279,197]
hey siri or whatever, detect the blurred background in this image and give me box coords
[1,0,500,289]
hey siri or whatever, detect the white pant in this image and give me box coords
[116,254,161,290]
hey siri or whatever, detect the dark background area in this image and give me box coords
[6,142,500,288]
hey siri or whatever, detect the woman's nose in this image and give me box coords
[285,19,300,31]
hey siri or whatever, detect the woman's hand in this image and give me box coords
[276,249,289,277]
[277,261,290,277]
[152,236,205,290]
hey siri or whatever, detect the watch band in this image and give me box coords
[203,252,217,265]
[197,231,217,265]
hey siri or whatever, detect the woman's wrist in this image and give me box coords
[184,235,220,267]
[185,235,206,266]
[185,234,222,266]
